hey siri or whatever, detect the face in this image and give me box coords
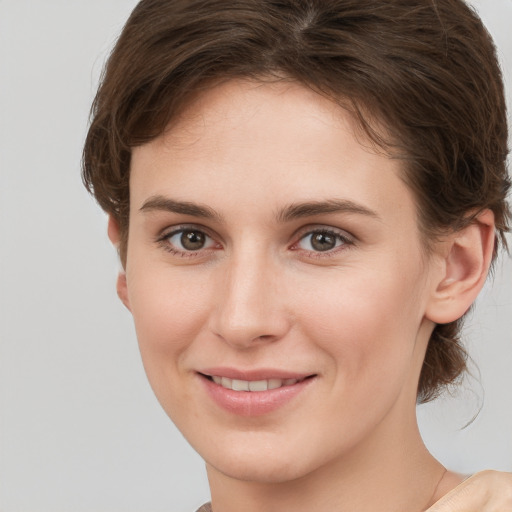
[122,80,442,484]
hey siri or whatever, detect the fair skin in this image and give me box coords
[109,79,497,511]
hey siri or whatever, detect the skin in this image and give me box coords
[109,79,496,511]
[427,471,512,511]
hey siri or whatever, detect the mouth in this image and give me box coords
[197,370,317,416]
[199,373,315,392]
[196,366,318,415]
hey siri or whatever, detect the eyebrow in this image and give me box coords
[140,195,223,221]
[276,199,381,223]
[140,195,380,223]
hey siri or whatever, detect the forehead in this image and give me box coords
[129,79,417,232]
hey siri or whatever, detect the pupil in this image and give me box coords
[181,230,205,250]
[311,232,336,251]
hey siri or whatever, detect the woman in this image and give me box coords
[82,0,511,510]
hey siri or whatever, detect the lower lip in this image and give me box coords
[200,375,314,416]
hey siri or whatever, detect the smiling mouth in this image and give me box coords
[200,374,315,392]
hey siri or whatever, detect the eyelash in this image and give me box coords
[290,227,354,258]
[156,225,219,258]
[155,225,354,258]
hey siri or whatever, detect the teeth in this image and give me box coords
[249,380,268,392]
[210,376,301,392]
[232,379,249,391]
[268,378,282,390]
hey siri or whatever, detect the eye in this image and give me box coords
[295,228,352,253]
[158,226,218,254]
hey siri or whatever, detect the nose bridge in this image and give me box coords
[211,243,288,347]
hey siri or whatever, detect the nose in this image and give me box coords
[208,248,291,349]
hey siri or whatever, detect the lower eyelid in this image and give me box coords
[155,225,353,256]
[156,226,223,256]
[291,230,355,256]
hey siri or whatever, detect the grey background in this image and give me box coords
[0,1,511,511]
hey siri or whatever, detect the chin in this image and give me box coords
[194,430,330,484]
[207,454,314,484]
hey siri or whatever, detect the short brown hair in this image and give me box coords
[82,0,510,402]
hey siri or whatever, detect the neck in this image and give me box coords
[206,405,455,512]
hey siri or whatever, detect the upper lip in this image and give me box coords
[198,367,315,381]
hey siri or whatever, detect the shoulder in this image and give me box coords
[431,470,466,502]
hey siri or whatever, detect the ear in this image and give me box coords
[107,215,131,312]
[425,210,495,324]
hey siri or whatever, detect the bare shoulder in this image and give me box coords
[460,470,512,496]
[428,470,512,511]
[434,470,466,500]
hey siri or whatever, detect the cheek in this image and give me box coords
[126,265,212,387]
[296,264,426,383]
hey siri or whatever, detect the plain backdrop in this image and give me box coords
[0,1,511,511]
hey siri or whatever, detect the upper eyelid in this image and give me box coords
[290,226,356,257]
[154,223,355,250]
[155,224,220,253]
[293,224,355,241]
[155,225,220,256]
[157,223,217,241]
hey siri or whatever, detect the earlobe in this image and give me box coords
[107,215,131,311]
[116,271,132,311]
[426,210,495,325]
